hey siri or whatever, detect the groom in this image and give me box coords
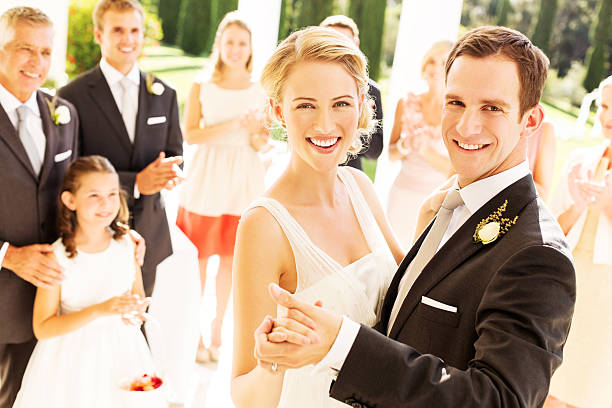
[255,26,575,407]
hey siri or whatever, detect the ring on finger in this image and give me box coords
[271,362,278,372]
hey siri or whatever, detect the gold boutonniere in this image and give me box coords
[45,95,71,125]
[145,73,164,96]
[473,200,518,245]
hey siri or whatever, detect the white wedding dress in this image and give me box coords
[246,167,398,407]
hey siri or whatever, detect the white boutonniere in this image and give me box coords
[45,96,71,125]
[473,200,518,245]
[145,73,164,96]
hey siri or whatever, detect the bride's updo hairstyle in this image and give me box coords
[260,26,375,158]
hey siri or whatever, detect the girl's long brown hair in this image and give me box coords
[58,155,129,258]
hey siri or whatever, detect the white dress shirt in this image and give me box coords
[99,58,140,141]
[316,161,531,374]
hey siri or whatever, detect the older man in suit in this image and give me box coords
[59,0,183,297]
[255,26,576,408]
[0,7,78,407]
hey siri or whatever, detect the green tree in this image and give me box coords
[348,0,387,81]
[158,0,182,44]
[295,0,334,29]
[278,0,293,41]
[177,0,213,55]
[531,0,558,56]
[583,0,612,90]
[206,0,239,51]
[548,0,596,77]
[496,0,512,26]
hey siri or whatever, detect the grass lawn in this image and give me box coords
[142,45,604,194]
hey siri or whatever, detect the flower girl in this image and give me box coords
[13,156,158,407]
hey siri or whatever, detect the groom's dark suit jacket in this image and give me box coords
[0,92,78,344]
[58,66,183,296]
[330,175,575,408]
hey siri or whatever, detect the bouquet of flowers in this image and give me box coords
[123,373,163,391]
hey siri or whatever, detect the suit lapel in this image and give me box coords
[388,175,537,339]
[0,101,37,179]
[131,71,148,167]
[87,65,133,154]
[38,91,58,188]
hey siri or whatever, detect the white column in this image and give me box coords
[238,0,282,80]
[1,1,69,87]
[374,0,463,207]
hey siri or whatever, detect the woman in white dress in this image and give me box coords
[176,11,269,362]
[545,76,612,408]
[387,41,454,247]
[13,156,156,407]
[230,27,405,408]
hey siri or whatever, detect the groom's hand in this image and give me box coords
[254,283,342,371]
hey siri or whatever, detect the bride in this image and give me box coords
[230,27,404,407]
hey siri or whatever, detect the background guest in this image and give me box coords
[176,11,269,363]
[387,40,454,247]
[58,0,184,299]
[0,7,78,407]
[546,75,612,408]
[320,15,384,173]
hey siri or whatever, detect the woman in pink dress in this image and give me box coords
[387,41,454,247]
[176,12,269,362]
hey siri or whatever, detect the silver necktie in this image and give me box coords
[387,189,464,334]
[120,77,136,143]
[16,105,42,175]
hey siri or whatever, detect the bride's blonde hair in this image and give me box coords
[260,26,375,158]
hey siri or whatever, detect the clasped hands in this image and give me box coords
[253,283,342,374]
[136,152,185,195]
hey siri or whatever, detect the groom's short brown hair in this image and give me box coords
[445,26,549,118]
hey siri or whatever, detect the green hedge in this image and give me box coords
[583,0,612,91]
[159,0,182,44]
[349,0,387,81]
[177,0,212,55]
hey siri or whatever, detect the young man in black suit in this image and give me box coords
[59,0,183,297]
[255,26,576,408]
[0,7,78,407]
[320,15,384,172]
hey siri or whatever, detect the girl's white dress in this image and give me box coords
[245,167,398,407]
[13,236,158,408]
